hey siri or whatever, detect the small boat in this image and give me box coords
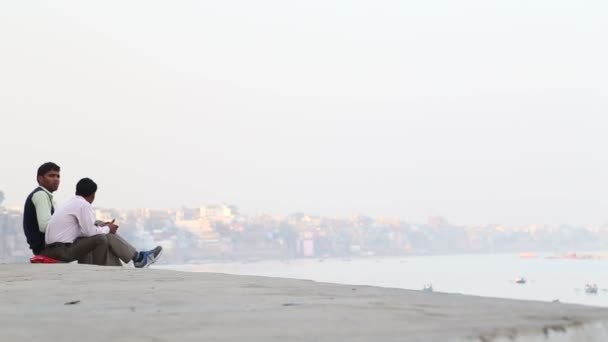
[514,277,527,284]
[585,284,599,294]
[519,252,539,259]
[422,284,434,292]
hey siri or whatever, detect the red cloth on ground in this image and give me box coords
[29,255,59,264]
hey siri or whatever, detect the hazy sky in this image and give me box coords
[1,1,607,225]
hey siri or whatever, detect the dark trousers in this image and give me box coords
[41,235,108,265]
[42,234,137,266]
[77,234,137,266]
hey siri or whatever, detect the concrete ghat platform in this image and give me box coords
[1,264,608,342]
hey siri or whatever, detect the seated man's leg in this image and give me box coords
[106,234,138,265]
[106,234,163,268]
[42,235,108,264]
[78,251,93,264]
[77,235,116,266]
[103,251,123,266]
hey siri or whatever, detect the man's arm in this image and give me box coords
[75,204,110,236]
[31,191,52,233]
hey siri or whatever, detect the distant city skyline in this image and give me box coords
[3,200,608,265]
[2,1,607,225]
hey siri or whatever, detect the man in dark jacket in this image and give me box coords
[23,162,61,256]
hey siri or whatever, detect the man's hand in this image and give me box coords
[107,219,119,234]
[96,219,116,227]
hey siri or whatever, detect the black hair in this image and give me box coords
[37,162,60,177]
[75,178,98,197]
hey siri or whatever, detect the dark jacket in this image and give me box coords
[23,187,54,255]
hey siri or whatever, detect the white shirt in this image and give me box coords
[45,196,110,244]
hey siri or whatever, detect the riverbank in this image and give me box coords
[1,264,608,341]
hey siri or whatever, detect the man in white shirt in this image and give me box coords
[42,178,162,268]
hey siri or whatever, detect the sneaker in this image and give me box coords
[134,246,162,268]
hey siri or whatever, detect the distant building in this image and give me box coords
[200,204,234,223]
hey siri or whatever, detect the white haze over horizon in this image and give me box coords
[1,1,607,226]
